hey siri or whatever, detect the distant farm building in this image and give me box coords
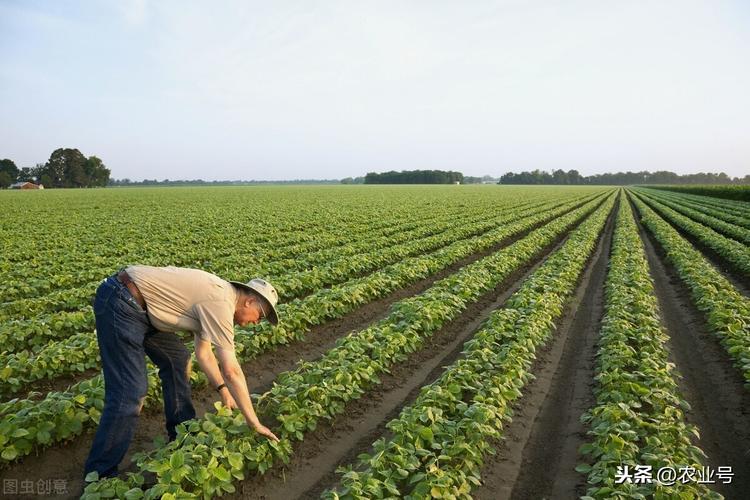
[10,182,44,190]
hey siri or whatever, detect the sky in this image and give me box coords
[1,0,749,181]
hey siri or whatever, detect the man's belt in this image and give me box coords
[117,271,147,310]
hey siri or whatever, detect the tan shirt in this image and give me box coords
[126,265,238,351]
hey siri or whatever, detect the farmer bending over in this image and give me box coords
[84,265,280,478]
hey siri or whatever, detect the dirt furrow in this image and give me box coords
[633,198,750,499]
[471,198,616,500]
[226,219,582,500]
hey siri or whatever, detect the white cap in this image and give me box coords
[229,278,279,325]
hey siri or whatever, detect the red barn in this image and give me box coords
[9,182,44,190]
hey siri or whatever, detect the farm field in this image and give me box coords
[0,185,749,499]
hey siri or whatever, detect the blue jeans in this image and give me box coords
[84,275,196,478]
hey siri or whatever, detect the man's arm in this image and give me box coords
[194,335,236,409]
[212,344,279,442]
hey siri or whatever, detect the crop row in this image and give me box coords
[0,199,490,309]
[631,191,750,279]
[648,184,750,202]
[0,193,597,393]
[633,188,750,246]
[0,194,582,458]
[0,212,444,319]
[578,199,717,499]
[0,212,469,349]
[647,188,750,218]
[0,197,545,353]
[0,189,392,268]
[0,192,467,298]
[322,188,615,500]
[80,192,616,499]
[0,193,609,465]
[2,187,549,297]
[638,188,750,231]
[630,192,750,386]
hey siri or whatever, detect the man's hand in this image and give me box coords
[219,388,237,410]
[214,348,279,442]
[253,423,279,442]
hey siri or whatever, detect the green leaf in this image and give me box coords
[36,429,51,444]
[228,452,243,470]
[11,428,29,438]
[124,488,144,500]
[1,446,18,461]
[169,451,184,468]
[213,466,231,482]
[418,427,434,442]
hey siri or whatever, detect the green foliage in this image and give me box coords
[0,158,19,183]
[630,192,750,387]
[499,170,748,186]
[0,193,601,396]
[649,184,750,202]
[324,192,615,499]
[578,198,718,499]
[632,190,750,279]
[634,189,750,245]
[637,188,750,230]
[81,191,616,497]
[39,148,111,188]
[0,187,609,464]
[0,171,12,189]
[364,170,463,184]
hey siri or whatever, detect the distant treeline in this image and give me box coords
[498,169,750,185]
[364,170,464,184]
[108,178,340,186]
[342,174,497,184]
[1,149,110,188]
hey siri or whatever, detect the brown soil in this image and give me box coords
[633,198,750,499]
[225,215,588,500]
[0,201,591,499]
[471,197,616,500]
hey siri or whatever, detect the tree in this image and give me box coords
[364,170,463,184]
[0,159,19,182]
[44,148,87,187]
[29,163,45,182]
[17,167,35,182]
[567,169,582,184]
[497,168,741,185]
[37,148,110,188]
[552,169,569,184]
[0,171,11,188]
[84,156,111,187]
